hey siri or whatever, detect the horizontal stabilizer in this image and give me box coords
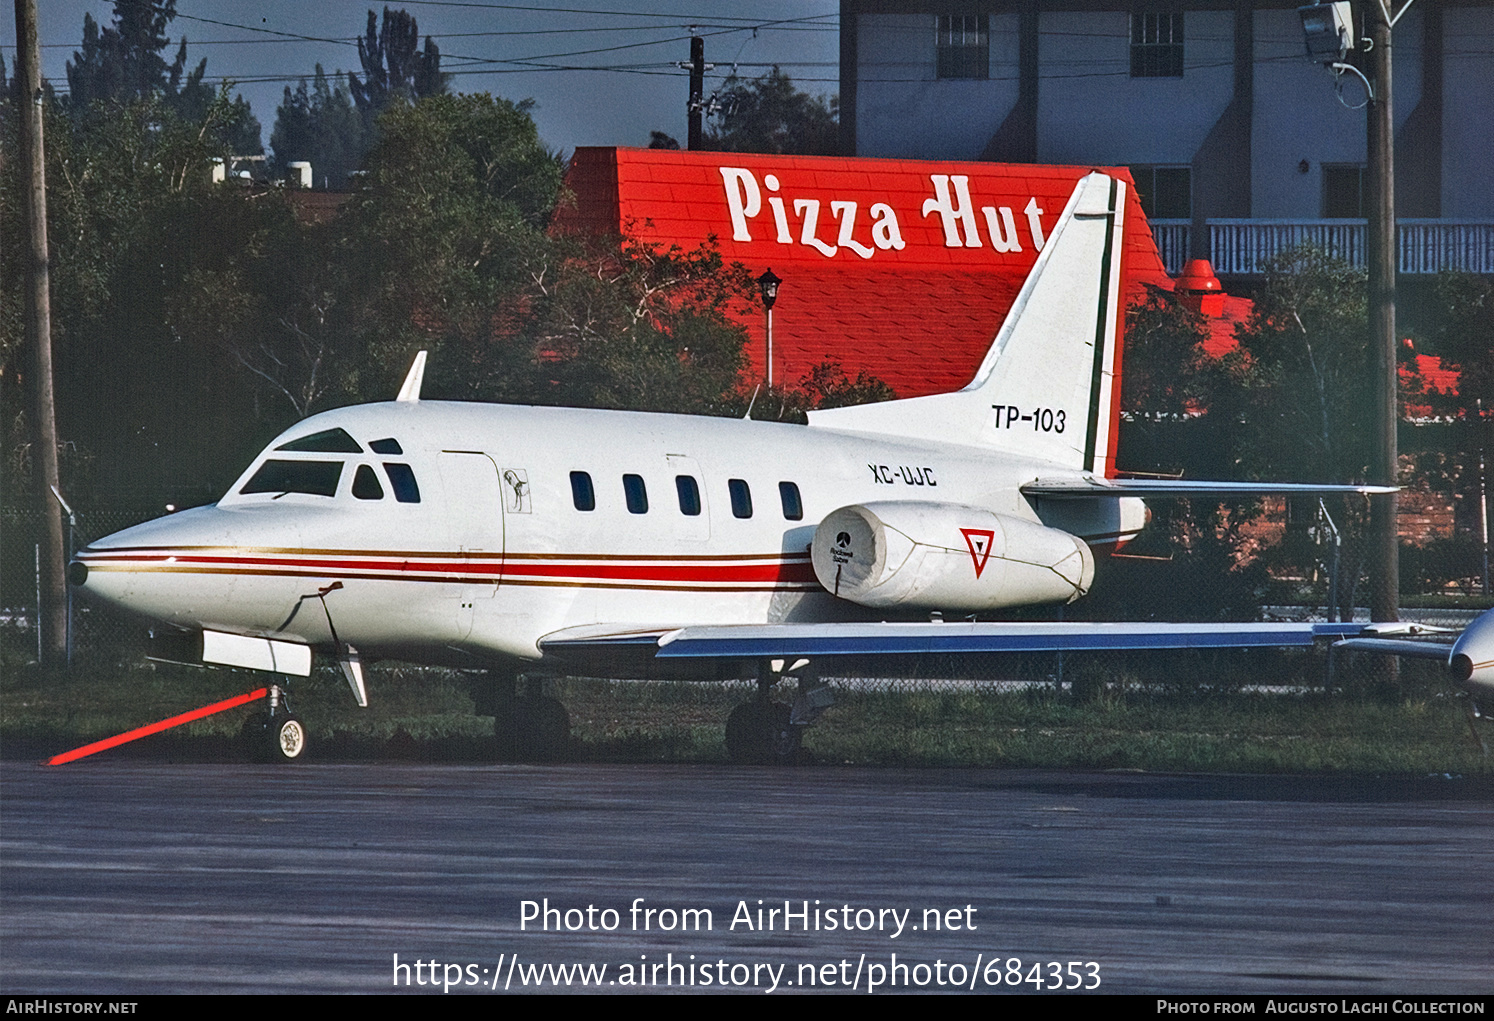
[1022,477,1397,499]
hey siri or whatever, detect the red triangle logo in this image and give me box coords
[960,528,996,579]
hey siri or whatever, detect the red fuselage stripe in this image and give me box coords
[80,550,819,585]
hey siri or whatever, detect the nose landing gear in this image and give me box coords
[242,684,307,763]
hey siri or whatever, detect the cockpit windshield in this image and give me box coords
[275,428,363,453]
[241,459,342,497]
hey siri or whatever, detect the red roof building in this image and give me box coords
[556,147,1177,399]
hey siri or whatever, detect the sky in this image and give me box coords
[2,0,841,157]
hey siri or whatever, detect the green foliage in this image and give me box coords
[527,235,753,413]
[747,361,899,423]
[63,0,260,153]
[1430,271,1494,415]
[1,83,279,505]
[701,67,839,156]
[269,67,366,189]
[1235,245,1374,483]
[1119,288,1240,480]
[336,92,561,397]
[348,7,449,135]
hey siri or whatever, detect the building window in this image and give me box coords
[1131,10,1183,78]
[728,479,753,519]
[1129,165,1191,219]
[570,471,595,511]
[623,474,649,514]
[936,14,988,80]
[1323,165,1366,218]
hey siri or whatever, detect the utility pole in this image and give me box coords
[1365,0,1399,623]
[14,0,67,665]
[686,33,705,150]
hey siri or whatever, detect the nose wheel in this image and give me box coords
[242,685,307,763]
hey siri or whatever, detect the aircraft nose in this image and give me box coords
[70,505,252,624]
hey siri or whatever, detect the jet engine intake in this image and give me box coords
[811,502,1094,612]
[1450,607,1494,696]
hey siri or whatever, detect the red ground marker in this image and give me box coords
[47,688,269,765]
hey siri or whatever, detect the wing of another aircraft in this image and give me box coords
[541,619,1368,662]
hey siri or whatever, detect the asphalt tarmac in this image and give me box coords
[1,762,1490,995]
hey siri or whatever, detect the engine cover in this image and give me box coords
[811,502,1094,612]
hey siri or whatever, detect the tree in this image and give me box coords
[348,8,449,135]
[702,67,838,156]
[527,234,754,414]
[270,67,366,189]
[338,93,755,415]
[65,0,181,107]
[1234,246,1377,484]
[1431,271,1494,416]
[1118,288,1239,480]
[63,0,261,153]
[335,93,561,398]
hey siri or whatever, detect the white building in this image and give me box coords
[839,1,1494,276]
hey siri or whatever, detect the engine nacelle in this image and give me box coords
[1450,606,1494,696]
[811,501,1094,612]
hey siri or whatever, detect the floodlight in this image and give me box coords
[1299,2,1354,64]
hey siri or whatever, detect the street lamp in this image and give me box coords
[757,268,782,390]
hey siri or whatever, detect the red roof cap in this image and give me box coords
[1175,259,1222,293]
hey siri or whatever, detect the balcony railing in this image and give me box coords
[1146,219,1494,276]
[1148,219,1190,274]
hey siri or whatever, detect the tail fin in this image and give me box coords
[808,172,1126,476]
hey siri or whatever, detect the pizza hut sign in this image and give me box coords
[719,166,1050,262]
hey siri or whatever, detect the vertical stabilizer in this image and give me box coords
[809,172,1127,475]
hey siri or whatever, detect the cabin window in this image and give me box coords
[779,481,803,521]
[352,465,385,500]
[383,463,421,503]
[369,437,403,455]
[676,475,702,516]
[241,460,342,497]
[570,471,595,511]
[728,479,753,519]
[624,474,649,514]
[276,427,362,453]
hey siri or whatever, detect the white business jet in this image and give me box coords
[70,172,1489,762]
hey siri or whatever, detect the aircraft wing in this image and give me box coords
[540,620,1368,662]
[1022,478,1397,499]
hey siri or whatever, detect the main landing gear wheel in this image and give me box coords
[492,686,571,763]
[515,696,570,762]
[725,700,800,765]
[243,714,308,763]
